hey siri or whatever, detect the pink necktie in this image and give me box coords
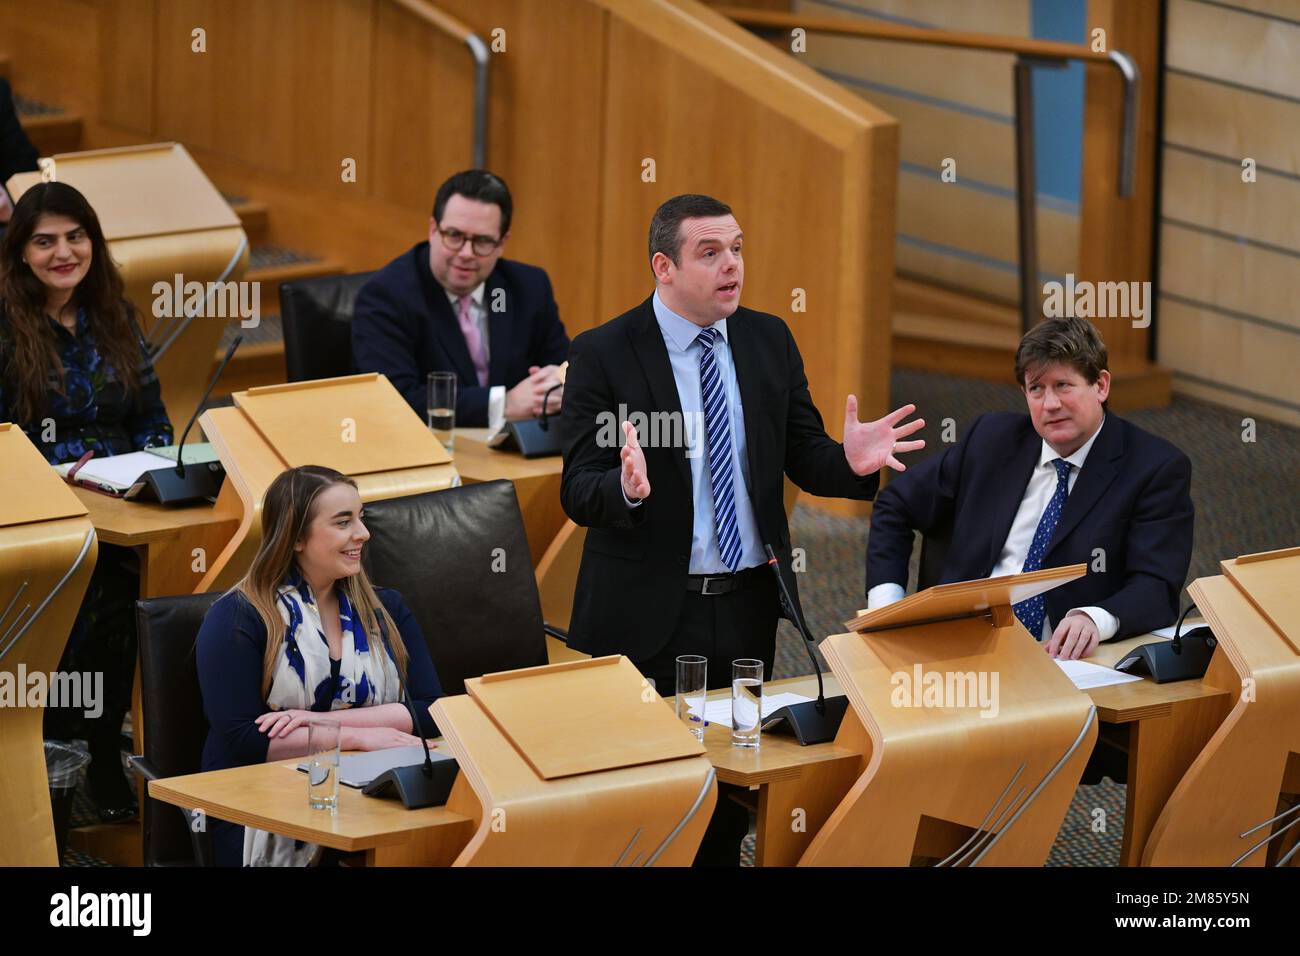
[457,295,489,387]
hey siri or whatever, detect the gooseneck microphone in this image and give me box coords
[134,336,242,504]
[176,335,242,478]
[762,543,849,745]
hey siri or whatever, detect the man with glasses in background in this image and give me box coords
[353,169,570,427]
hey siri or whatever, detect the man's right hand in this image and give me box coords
[620,420,650,502]
[505,364,563,419]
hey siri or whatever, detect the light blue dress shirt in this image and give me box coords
[650,291,766,574]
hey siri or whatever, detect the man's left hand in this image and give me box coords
[1046,610,1101,660]
[843,396,926,476]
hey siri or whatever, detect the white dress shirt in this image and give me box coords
[447,283,506,430]
[867,417,1119,642]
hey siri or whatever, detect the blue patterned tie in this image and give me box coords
[696,327,742,572]
[1013,458,1072,640]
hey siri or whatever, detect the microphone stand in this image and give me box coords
[761,544,849,745]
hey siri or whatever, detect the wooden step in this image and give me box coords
[227,197,269,243]
[0,56,10,81]
[19,112,82,155]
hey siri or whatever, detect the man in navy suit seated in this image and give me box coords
[866,317,1194,661]
[352,169,570,428]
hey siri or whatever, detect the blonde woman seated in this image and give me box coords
[197,465,443,866]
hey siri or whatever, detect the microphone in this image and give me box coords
[762,543,849,745]
[360,644,459,809]
[1113,601,1217,684]
[177,335,242,477]
[134,336,242,505]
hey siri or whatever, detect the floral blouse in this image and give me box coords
[0,305,173,464]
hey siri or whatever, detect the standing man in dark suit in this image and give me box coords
[866,317,1194,661]
[352,169,570,428]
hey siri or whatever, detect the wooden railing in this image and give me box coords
[717,7,1141,335]
[388,0,490,167]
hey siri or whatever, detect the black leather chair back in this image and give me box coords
[362,480,547,695]
[134,591,220,866]
[279,271,373,382]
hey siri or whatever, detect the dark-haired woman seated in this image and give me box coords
[0,182,173,820]
[197,465,444,866]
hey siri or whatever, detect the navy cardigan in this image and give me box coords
[196,586,443,774]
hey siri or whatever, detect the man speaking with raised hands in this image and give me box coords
[559,195,924,862]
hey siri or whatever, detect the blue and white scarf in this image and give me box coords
[244,572,402,867]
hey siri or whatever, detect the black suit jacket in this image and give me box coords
[867,412,1194,639]
[1,78,39,187]
[351,242,570,426]
[559,297,878,662]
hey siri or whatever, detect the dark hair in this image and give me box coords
[0,181,141,424]
[648,194,733,268]
[1015,317,1109,392]
[432,169,512,236]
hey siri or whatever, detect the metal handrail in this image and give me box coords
[387,0,490,168]
[719,7,1141,332]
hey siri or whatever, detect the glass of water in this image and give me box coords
[731,659,763,748]
[675,655,707,741]
[427,371,457,452]
[306,718,340,812]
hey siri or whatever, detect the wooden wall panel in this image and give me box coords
[0,0,101,114]
[806,0,1031,36]
[1159,0,1300,425]
[1162,148,1300,254]
[1166,0,1300,99]
[867,88,1015,190]
[1164,72,1300,178]
[896,242,1019,303]
[597,0,897,506]
[1160,224,1300,333]
[98,0,155,135]
[899,173,1079,278]
[1159,299,1300,429]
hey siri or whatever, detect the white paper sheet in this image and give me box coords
[1055,658,1143,689]
[697,691,814,728]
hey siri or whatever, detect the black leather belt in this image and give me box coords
[685,565,768,596]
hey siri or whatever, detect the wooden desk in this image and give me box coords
[689,630,1232,866]
[148,756,475,866]
[72,487,240,597]
[451,428,565,567]
[1085,628,1232,865]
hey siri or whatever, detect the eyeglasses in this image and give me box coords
[436,227,502,257]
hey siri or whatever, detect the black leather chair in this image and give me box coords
[362,479,562,696]
[130,592,220,867]
[279,271,374,382]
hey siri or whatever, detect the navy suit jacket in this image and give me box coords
[866,412,1194,640]
[351,242,570,426]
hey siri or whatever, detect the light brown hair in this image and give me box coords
[234,465,408,697]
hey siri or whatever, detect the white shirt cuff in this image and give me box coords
[1071,606,1120,642]
[867,582,906,609]
[620,482,643,509]
[488,386,506,430]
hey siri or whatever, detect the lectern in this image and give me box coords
[431,656,717,866]
[800,566,1098,866]
[1143,546,1300,866]
[7,143,249,433]
[0,425,98,866]
[194,373,458,592]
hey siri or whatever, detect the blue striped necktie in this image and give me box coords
[1013,458,1072,639]
[696,326,742,572]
